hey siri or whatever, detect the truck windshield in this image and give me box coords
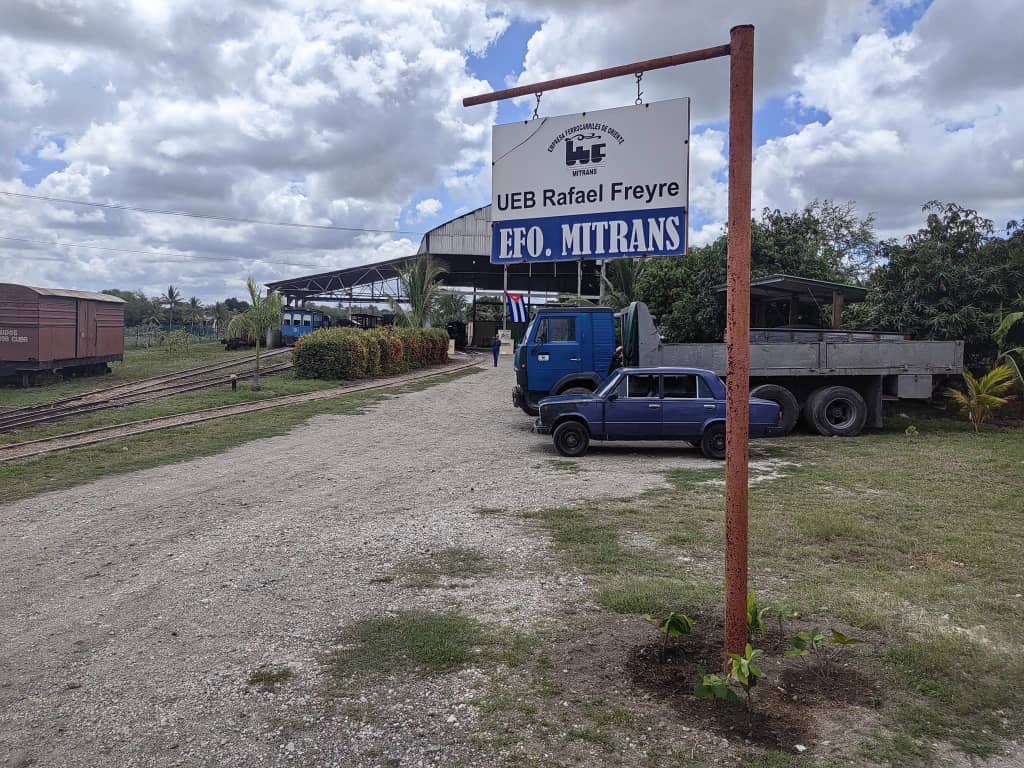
[523,316,537,343]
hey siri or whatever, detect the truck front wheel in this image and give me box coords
[805,385,867,437]
[750,384,800,435]
[553,421,590,457]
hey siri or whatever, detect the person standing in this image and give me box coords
[491,333,502,367]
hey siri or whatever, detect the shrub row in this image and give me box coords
[294,326,449,380]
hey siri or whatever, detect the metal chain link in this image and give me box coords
[635,72,644,105]
[532,92,542,120]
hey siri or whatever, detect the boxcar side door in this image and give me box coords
[77,300,97,357]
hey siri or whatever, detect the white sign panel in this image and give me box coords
[490,98,689,264]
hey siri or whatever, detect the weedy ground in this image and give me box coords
[346,405,1023,767]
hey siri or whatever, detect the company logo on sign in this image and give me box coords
[547,122,625,177]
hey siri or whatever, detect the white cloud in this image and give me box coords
[0,0,507,300]
[415,198,443,218]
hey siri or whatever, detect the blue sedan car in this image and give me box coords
[534,367,783,459]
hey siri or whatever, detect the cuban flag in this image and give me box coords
[505,292,528,323]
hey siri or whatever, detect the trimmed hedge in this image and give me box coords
[294,326,448,380]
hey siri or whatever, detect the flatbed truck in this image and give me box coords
[511,274,963,437]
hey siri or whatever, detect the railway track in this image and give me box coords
[0,357,481,464]
[0,349,293,433]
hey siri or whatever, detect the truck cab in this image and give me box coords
[513,306,617,416]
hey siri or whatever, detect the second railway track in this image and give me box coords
[0,357,481,464]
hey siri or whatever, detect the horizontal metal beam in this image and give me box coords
[462,44,731,107]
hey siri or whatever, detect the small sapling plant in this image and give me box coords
[786,627,826,658]
[746,591,769,640]
[694,671,738,703]
[644,611,694,659]
[727,644,765,715]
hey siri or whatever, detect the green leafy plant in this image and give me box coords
[694,671,738,703]
[786,627,826,658]
[904,424,919,437]
[944,366,1016,432]
[746,591,769,640]
[644,611,694,659]
[225,276,283,390]
[727,644,765,713]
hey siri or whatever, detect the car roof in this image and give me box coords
[617,366,716,376]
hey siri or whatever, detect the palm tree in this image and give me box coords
[601,258,646,310]
[161,285,182,331]
[944,365,1016,432]
[225,276,283,391]
[390,255,447,328]
[184,297,204,328]
[995,310,1024,415]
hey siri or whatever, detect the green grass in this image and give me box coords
[247,666,293,687]
[517,408,1024,766]
[397,547,497,588]
[0,341,259,409]
[324,609,535,686]
[546,459,583,475]
[0,368,479,503]
[596,575,717,616]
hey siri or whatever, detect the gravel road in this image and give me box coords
[0,362,717,768]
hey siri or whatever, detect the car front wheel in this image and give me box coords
[553,421,590,457]
[700,423,727,460]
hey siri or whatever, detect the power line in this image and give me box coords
[0,190,426,236]
[0,235,334,270]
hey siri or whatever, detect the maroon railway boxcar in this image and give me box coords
[0,283,126,386]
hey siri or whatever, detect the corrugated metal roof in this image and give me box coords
[0,284,126,303]
[714,274,867,303]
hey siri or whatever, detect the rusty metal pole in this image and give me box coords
[724,24,754,661]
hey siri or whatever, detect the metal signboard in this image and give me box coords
[490,98,689,264]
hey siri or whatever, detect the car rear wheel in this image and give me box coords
[700,423,727,460]
[805,385,867,436]
[553,421,590,457]
[750,384,800,435]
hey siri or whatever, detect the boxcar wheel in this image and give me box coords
[553,421,589,457]
[700,423,727,460]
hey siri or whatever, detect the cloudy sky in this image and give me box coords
[1,0,1021,302]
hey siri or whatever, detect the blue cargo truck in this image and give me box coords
[512,276,963,437]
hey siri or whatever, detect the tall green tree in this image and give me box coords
[853,202,1024,367]
[161,285,182,331]
[601,258,646,310]
[225,277,283,390]
[390,255,447,328]
[995,310,1024,407]
[430,290,468,327]
[638,200,873,341]
[184,296,205,326]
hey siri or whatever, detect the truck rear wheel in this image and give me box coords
[553,421,590,457]
[805,385,867,437]
[750,384,800,435]
[558,385,593,396]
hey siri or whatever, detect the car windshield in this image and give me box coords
[595,372,622,398]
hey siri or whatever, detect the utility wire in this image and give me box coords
[0,190,425,236]
[0,235,331,270]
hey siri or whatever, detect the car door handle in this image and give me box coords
[648,404,661,409]
[569,357,580,362]
[704,404,716,410]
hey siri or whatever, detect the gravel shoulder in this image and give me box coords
[0,363,718,767]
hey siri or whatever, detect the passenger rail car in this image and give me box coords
[281,308,333,344]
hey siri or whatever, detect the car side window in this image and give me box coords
[663,375,698,399]
[626,375,658,398]
[697,377,716,399]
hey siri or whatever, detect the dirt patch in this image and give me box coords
[778,664,881,707]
